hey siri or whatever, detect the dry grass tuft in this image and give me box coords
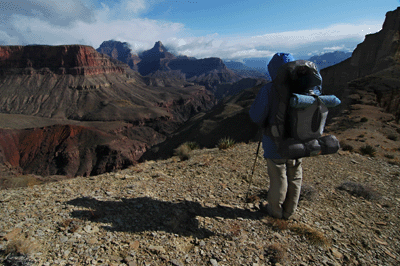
[5,238,39,256]
[263,217,290,231]
[289,223,330,247]
[337,181,381,201]
[359,145,376,157]
[265,243,287,264]
[0,175,42,190]
[217,137,236,150]
[339,141,354,152]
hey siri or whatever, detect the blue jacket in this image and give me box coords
[249,53,321,159]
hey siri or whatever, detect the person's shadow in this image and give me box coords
[67,196,263,239]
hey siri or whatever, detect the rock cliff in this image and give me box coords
[321,7,400,119]
[96,41,141,71]
[0,45,124,75]
[0,44,216,176]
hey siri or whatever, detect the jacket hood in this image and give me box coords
[267,53,295,81]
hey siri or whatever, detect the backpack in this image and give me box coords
[265,60,341,158]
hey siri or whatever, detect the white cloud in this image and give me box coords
[0,0,96,26]
[323,45,350,52]
[0,1,382,59]
[124,0,147,14]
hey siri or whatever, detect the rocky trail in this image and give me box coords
[1,142,399,266]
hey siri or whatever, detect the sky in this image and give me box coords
[0,0,399,61]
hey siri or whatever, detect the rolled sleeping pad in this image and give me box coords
[278,135,340,159]
[290,94,341,109]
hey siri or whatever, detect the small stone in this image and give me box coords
[170,259,184,266]
[331,247,343,259]
[130,240,140,250]
[210,258,219,266]
[148,245,165,253]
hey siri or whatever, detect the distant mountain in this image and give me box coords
[0,44,216,177]
[136,41,244,96]
[223,60,267,79]
[242,58,269,72]
[308,51,352,70]
[96,40,141,71]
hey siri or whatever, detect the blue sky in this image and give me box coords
[0,0,398,60]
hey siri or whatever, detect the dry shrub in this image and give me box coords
[289,223,330,247]
[339,141,354,152]
[359,145,376,157]
[264,217,289,231]
[337,181,381,201]
[265,243,287,264]
[5,238,39,257]
[174,143,192,161]
[0,175,42,190]
[299,184,318,201]
[185,141,200,150]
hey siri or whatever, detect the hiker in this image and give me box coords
[249,53,322,220]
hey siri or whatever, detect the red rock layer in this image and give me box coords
[0,45,124,76]
[0,125,148,177]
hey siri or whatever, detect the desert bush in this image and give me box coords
[359,145,376,157]
[339,140,354,152]
[337,181,381,201]
[5,239,38,256]
[265,243,287,264]
[360,117,368,122]
[299,184,318,201]
[289,223,330,247]
[174,143,192,161]
[218,137,236,150]
[184,141,200,150]
[0,175,42,190]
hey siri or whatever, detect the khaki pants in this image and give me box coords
[266,158,303,219]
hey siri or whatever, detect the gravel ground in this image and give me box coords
[1,142,399,266]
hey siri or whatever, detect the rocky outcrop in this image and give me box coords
[0,45,125,75]
[137,41,177,76]
[0,44,216,176]
[0,125,149,177]
[143,83,264,160]
[96,40,141,71]
[135,42,243,92]
[320,7,400,118]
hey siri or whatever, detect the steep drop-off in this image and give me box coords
[0,45,216,176]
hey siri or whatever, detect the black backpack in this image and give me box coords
[265,60,341,158]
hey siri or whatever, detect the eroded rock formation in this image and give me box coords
[0,45,124,75]
[0,44,216,176]
[321,7,400,119]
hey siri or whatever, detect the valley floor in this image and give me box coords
[1,142,399,265]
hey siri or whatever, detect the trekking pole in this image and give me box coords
[245,131,262,201]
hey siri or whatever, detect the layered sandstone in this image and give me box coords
[0,45,125,75]
[0,44,216,176]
